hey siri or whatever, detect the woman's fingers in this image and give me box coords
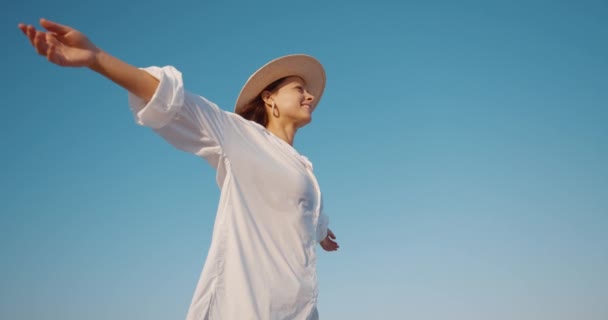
[18,23,27,35]
[34,31,49,56]
[18,21,73,66]
[46,43,54,62]
[323,241,338,251]
[320,235,339,251]
[46,43,61,65]
[40,18,72,35]
[325,233,338,244]
[328,229,336,239]
[26,25,37,47]
[20,23,59,58]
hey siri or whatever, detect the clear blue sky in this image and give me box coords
[2,0,607,319]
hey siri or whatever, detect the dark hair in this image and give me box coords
[237,77,287,127]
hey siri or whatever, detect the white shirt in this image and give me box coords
[128,66,330,320]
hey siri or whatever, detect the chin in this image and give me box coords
[297,117,312,128]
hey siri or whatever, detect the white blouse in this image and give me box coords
[128,66,330,320]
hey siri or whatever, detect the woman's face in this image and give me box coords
[266,76,316,128]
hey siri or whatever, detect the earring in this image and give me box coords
[272,102,280,118]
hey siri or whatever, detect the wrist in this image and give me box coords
[88,48,106,72]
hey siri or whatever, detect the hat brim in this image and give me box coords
[234,54,326,114]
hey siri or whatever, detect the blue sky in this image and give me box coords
[2,0,607,319]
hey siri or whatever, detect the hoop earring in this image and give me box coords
[272,102,280,118]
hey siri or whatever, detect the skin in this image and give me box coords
[320,229,339,252]
[262,76,315,145]
[18,18,339,252]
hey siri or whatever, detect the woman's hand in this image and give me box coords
[320,228,339,252]
[18,18,99,68]
[18,18,159,103]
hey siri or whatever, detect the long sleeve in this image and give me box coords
[128,66,185,129]
[316,210,329,242]
[127,66,240,169]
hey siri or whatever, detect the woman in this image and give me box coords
[19,18,339,320]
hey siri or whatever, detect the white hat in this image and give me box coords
[234,54,326,113]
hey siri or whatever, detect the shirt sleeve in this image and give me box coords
[128,66,237,168]
[316,211,330,242]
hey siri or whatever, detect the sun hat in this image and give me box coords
[234,54,326,114]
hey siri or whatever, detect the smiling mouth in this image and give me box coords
[302,105,313,111]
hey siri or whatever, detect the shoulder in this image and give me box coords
[228,112,267,134]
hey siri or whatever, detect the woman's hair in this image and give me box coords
[236,77,287,127]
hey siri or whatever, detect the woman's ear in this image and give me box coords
[261,90,273,106]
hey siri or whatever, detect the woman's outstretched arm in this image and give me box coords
[18,18,159,107]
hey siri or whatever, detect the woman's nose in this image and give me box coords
[306,91,315,102]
